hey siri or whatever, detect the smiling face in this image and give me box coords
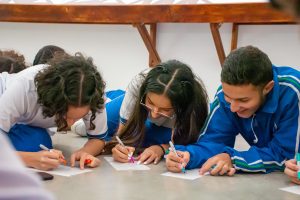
[222,81,274,118]
[65,105,90,128]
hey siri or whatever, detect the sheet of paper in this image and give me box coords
[280,186,300,195]
[104,157,150,171]
[161,169,207,180]
[28,165,92,177]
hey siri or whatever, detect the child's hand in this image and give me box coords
[166,151,189,173]
[136,145,164,165]
[200,153,235,176]
[112,144,135,163]
[28,150,62,171]
[284,159,300,185]
[70,150,100,169]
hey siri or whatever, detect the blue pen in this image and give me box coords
[169,141,186,173]
[296,153,300,180]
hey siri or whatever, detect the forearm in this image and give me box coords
[79,139,105,156]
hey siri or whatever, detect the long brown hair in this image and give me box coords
[105,60,208,153]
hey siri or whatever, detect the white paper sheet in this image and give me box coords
[161,169,208,180]
[28,165,92,177]
[280,186,300,195]
[104,157,150,171]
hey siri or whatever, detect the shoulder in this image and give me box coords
[275,66,300,98]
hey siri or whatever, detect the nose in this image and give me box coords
[151,107,160,119]
[230,100,240,113]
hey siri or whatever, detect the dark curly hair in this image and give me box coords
[34,53,105,131]
[0,50,27,73]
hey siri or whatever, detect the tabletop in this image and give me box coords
[45,133,300,200]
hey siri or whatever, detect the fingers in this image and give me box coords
[177,152,187,163]
[219,164,229,175]
[227,168,236,176]
[50,149,65,159]
[285,166,298,178]
[166,152,185,173]
[285,159,298,171]
[200,158,217,175]
[200,159,235,176]
[38,151,61,170]
[88,157,101,168]
[50,149,67,165]
[291,177,300,185]
[112,145,134,163]
[70,151,101,169]
[143,154,156,165]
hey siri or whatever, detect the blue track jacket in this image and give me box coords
[176,66,300,173]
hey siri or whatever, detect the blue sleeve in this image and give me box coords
[176,97,239,169]
[223,92,299,173]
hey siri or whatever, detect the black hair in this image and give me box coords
[221,45,273,87]
[106,60,209,152]
[33,45,66,65]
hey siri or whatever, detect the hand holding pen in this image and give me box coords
[112,136,135,163]
[39,144,67,165]
[169,141,186,173]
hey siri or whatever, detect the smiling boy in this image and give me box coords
[166,46,300,176]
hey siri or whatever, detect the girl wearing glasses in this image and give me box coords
[103,60,209,165]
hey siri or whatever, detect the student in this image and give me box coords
[0,133,54,200]
[33,45,66,66]
[0,53,107,170]
[0,50,27,73]
[102,60,209,165]
[166,46,300,175]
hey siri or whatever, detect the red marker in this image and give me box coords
[85,159,92,165]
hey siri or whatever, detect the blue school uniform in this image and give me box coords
[105,94,171,147]
[176,66,300,173]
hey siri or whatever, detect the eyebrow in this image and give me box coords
[223,93,249,101]
[147,96,173,110]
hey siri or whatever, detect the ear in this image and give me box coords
[262,80,274,95]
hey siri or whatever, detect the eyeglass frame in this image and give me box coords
[139,94,175,120]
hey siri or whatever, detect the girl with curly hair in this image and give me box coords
[0,49,28,73]
[0,53,107,171]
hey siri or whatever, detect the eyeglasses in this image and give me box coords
[140,98,175,120]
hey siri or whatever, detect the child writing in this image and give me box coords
[166,46,300,176]
[0,53,107,170]
[103,60,209,165]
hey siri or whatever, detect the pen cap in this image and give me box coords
[296,153,300,162]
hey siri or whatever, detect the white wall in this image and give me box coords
[0,22,299,101]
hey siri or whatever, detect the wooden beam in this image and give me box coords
[149,23,158,67]
[210,23,226,66]
[231,23,239,51]
[135,23,161,67]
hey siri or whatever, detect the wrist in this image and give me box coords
[157,144,165,157]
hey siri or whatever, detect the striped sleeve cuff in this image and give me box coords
[223,146,285,173]
[87,130,108,140]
